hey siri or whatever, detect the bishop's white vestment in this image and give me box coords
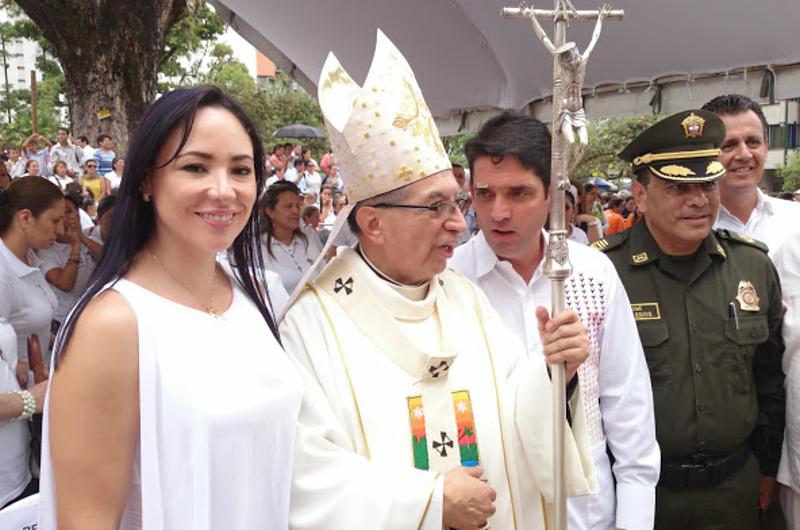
[281,247,597,529]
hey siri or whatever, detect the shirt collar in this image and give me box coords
[627,221,726,266]
[473,229,547,284]
[0,239,41,278]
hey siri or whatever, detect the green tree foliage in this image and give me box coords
[203,45,328,157]
[571,114,662,181]
[777,149,800,192]
[159,1,225,91]
[0,3,65,145]
[442,133,474,167]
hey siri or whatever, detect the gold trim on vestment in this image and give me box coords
[457,275,521,530]
[309,284,372,459]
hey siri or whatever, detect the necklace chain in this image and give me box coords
[149,250,221,318]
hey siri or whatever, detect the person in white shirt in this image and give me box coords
[47,160,74,191]
[48,128,82,177]
[6,146,27,179]
[104,157,124,192]
[775,231,800,527]
[37,193,102,326]
[76,135,95,165]
[450,110,660,530]
[702,94,800,256]
[260,180,322,294]
[284,158,305,187]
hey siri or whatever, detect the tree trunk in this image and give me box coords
[15,0,189,151]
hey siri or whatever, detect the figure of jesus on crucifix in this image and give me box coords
[528,1,612,168]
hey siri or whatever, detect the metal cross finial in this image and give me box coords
[501,3,623,530]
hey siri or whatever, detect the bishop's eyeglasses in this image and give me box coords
[373,196,470,219]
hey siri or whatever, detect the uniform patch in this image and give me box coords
[736,281,760,312]
[632,252,649,264]
[631,302,661,321]
[408,390,479,470]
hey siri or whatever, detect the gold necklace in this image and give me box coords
[149,250,221,318]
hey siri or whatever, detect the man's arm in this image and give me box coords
[598,267,660,530]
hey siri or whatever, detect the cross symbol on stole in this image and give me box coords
[428,360,450,379]
[333,277,354,295]
[432,431,454,457]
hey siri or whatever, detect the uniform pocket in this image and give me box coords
[637,321,671,387]
[723,315,767,394]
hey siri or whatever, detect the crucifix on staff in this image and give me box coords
[502,3,624,530]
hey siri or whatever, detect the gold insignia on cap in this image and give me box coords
[681,113,705,138]
[632,252,649,264]
[736,281,760,311]
[716,244,727,258]
[659,165,696,177]
[707,161,724,174]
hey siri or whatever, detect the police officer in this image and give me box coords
[593,110,785,529]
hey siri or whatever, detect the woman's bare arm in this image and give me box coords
[49,290,139,530]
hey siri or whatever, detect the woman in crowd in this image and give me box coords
[318,184,335,230]
[0,163,11,191]
[303,158,322,200]
[576,182,605,242]
[22,159,40,178]
[79,159,109,201]
[260,180,322,294]
[105,157,124,192]
[84,194,116,244]
[48,160,74,191]
[39,86,302,529]
[565,187,590,245]
[0,177,61,508]
[38,192,102,331]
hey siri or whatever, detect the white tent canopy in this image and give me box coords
[211,0,800,132]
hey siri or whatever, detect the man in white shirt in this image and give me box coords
[48,127,82,177]
[702,94,800,256]
[450,110,660,530]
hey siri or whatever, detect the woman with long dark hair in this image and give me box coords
[38,86,302,529]
[260,180,322,294]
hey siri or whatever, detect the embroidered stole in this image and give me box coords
[315,248,478,472]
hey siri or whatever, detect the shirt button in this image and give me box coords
[694,363,702,374]
[697,402,706,412]
[690,323,699,332]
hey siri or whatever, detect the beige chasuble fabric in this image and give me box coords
[281,248,597,529]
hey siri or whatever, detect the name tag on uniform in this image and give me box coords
[631,302,661,321]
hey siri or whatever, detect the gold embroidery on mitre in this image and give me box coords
[706,161,724,175]
[736,281,760,311]
[681,113,706,138]
[321,66,353,92]
[397,165,414,181]
[392,79,447,158]
[659,165,696,177]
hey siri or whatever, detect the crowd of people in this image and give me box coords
[0,31,799,530]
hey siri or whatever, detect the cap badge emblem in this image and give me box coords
[681,113,705,138]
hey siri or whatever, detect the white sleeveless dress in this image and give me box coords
[37,276,303,529]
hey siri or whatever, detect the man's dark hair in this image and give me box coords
[77,135,89,144]
[464,110,551,192]
[608,197,623,209]
[283,141,293,150]
[58,127,69,135]
[701,94,768,138]
[293,158,305,168]
[96,133,111,145]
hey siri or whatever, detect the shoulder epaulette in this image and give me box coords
[590,230,628,253]
[714,229,769,253]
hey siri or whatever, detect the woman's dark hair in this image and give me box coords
[259,180,307,260]
[64,190,82,211]
[111,157,124,171]
[54,85,277,363]
[53,160,68,173]
[0,177,63,236]
[96,194,117,220]
[24,159,39,173]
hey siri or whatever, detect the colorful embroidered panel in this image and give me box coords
[407,390,479,470]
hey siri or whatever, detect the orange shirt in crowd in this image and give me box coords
[604,209,625,236]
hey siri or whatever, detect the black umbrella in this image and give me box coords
[272,123,326,138]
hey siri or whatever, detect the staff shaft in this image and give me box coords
[502,8,624,20]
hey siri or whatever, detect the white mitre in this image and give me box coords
[318,29,451,201]
[279,30,452,318]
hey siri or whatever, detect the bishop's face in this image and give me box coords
[375,170,467,284]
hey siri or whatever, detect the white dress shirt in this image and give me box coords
[714,188,800,256]
[261,226,323,294]
[450,230,660,530]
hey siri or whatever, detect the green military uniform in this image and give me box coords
[594,110,786,530]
